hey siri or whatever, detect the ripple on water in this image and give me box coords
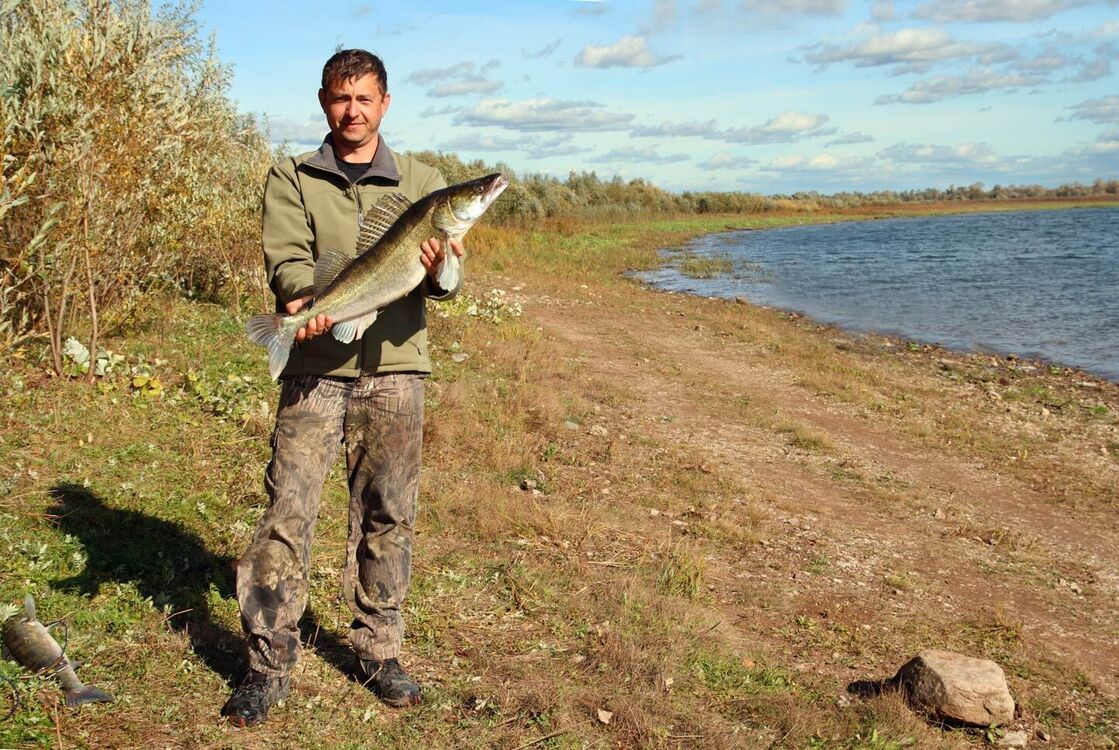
[637,207,1119,381]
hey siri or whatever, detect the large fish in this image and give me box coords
[2,594,113,707]
[247,172,508,379]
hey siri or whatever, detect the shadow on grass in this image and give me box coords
[47,482,353,685]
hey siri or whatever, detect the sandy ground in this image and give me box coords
[511,269,1119,743]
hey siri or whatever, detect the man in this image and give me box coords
[221,49,463,728]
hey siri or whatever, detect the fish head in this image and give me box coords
[432,173,508,237]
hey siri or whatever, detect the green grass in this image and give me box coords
[3,206,1117,747]
[677,253,734,279]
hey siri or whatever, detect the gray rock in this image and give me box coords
[519,478,538,491]
[893,649,1015,726]
[997,729,1028,748]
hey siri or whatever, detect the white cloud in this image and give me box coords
[698,152,758,170]
[631,119,721,137]
[827,132,875,146]
[405,63,469,85]
[1069,43,1115,81]
[572,0,609,16]
[871,0,895,21]
[437,132,589,159]
[404,61,502,98]
[429,79,503,97]
[455,98,635,131]
[721,111,835,144]
[596,146,691,164]
[575,35,680,68]
[741,0,846,16]
[914,0,1113,23]
[875,68,1044,104]
[878,141,999,164]
[419,104,463,117]
[1012,47,1074,73]
[265,114,324,145]
[1067,95,1119,123]
[763,152,874,172]
[804,27,1004,74]
[524,39,562,59]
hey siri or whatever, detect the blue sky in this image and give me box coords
[194,0,1119,194]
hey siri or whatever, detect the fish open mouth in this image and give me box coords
[487,174,509,201]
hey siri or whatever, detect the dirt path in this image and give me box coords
[519,277,1119,722]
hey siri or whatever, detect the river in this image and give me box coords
[638,206,1119,381]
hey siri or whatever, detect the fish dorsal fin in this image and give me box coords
[23,593,36,621]
[356,192,412,252]
[313,247,354,298]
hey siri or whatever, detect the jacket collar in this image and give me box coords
[303,133,402,183]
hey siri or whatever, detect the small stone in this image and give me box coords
[933,508,946,520]
[997,729,1028,748]
[734,297,748,305]
[893,649,1015,726]
[520,478,538,491]
[597,708,613,725]
[451,353,469,363]
[1040,407,1050,417]
[1036,729,1050,742]
[987,389,1002,401]
[564,420,579,430]
[589,424,608,437]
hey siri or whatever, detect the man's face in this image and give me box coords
[318,74,390,153]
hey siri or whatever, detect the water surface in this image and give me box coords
[638,207,1119,381]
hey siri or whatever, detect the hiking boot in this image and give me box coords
[358,658,422,707]
[220,670,290,727]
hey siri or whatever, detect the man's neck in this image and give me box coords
[334,134,380,164]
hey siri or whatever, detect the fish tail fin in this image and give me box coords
[65,685,113,707]
[246,313,296,380]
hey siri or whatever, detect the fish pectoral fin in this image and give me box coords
[23,593,36,621]
[313,247,355,298]
[436,245,462,291]
[356,192,412,251]
[331,310,379,344]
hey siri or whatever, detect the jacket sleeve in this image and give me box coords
[418,168,463,301]
[261,159,315,305]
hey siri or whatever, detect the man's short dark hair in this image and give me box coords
[321,49,388,94]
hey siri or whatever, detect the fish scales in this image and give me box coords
[246,172,508,380]
[313,200,436,324]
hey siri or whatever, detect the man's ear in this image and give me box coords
[317,88,327,113]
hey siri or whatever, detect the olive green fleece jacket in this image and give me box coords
[262,134,459,378]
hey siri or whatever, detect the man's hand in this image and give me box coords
[286,295,334,343]
[420,238,465,280]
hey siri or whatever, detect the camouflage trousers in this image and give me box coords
[235,373,425,676]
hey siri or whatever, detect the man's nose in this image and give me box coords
[345,99,359,117]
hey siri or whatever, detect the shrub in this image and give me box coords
[0,0,271,369]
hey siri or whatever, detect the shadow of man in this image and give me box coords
[47,482,353,685]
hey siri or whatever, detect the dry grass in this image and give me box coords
[1,208,1117,748]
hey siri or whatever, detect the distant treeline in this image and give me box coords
[1,2,1116,373]
[407,150,1118,221]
